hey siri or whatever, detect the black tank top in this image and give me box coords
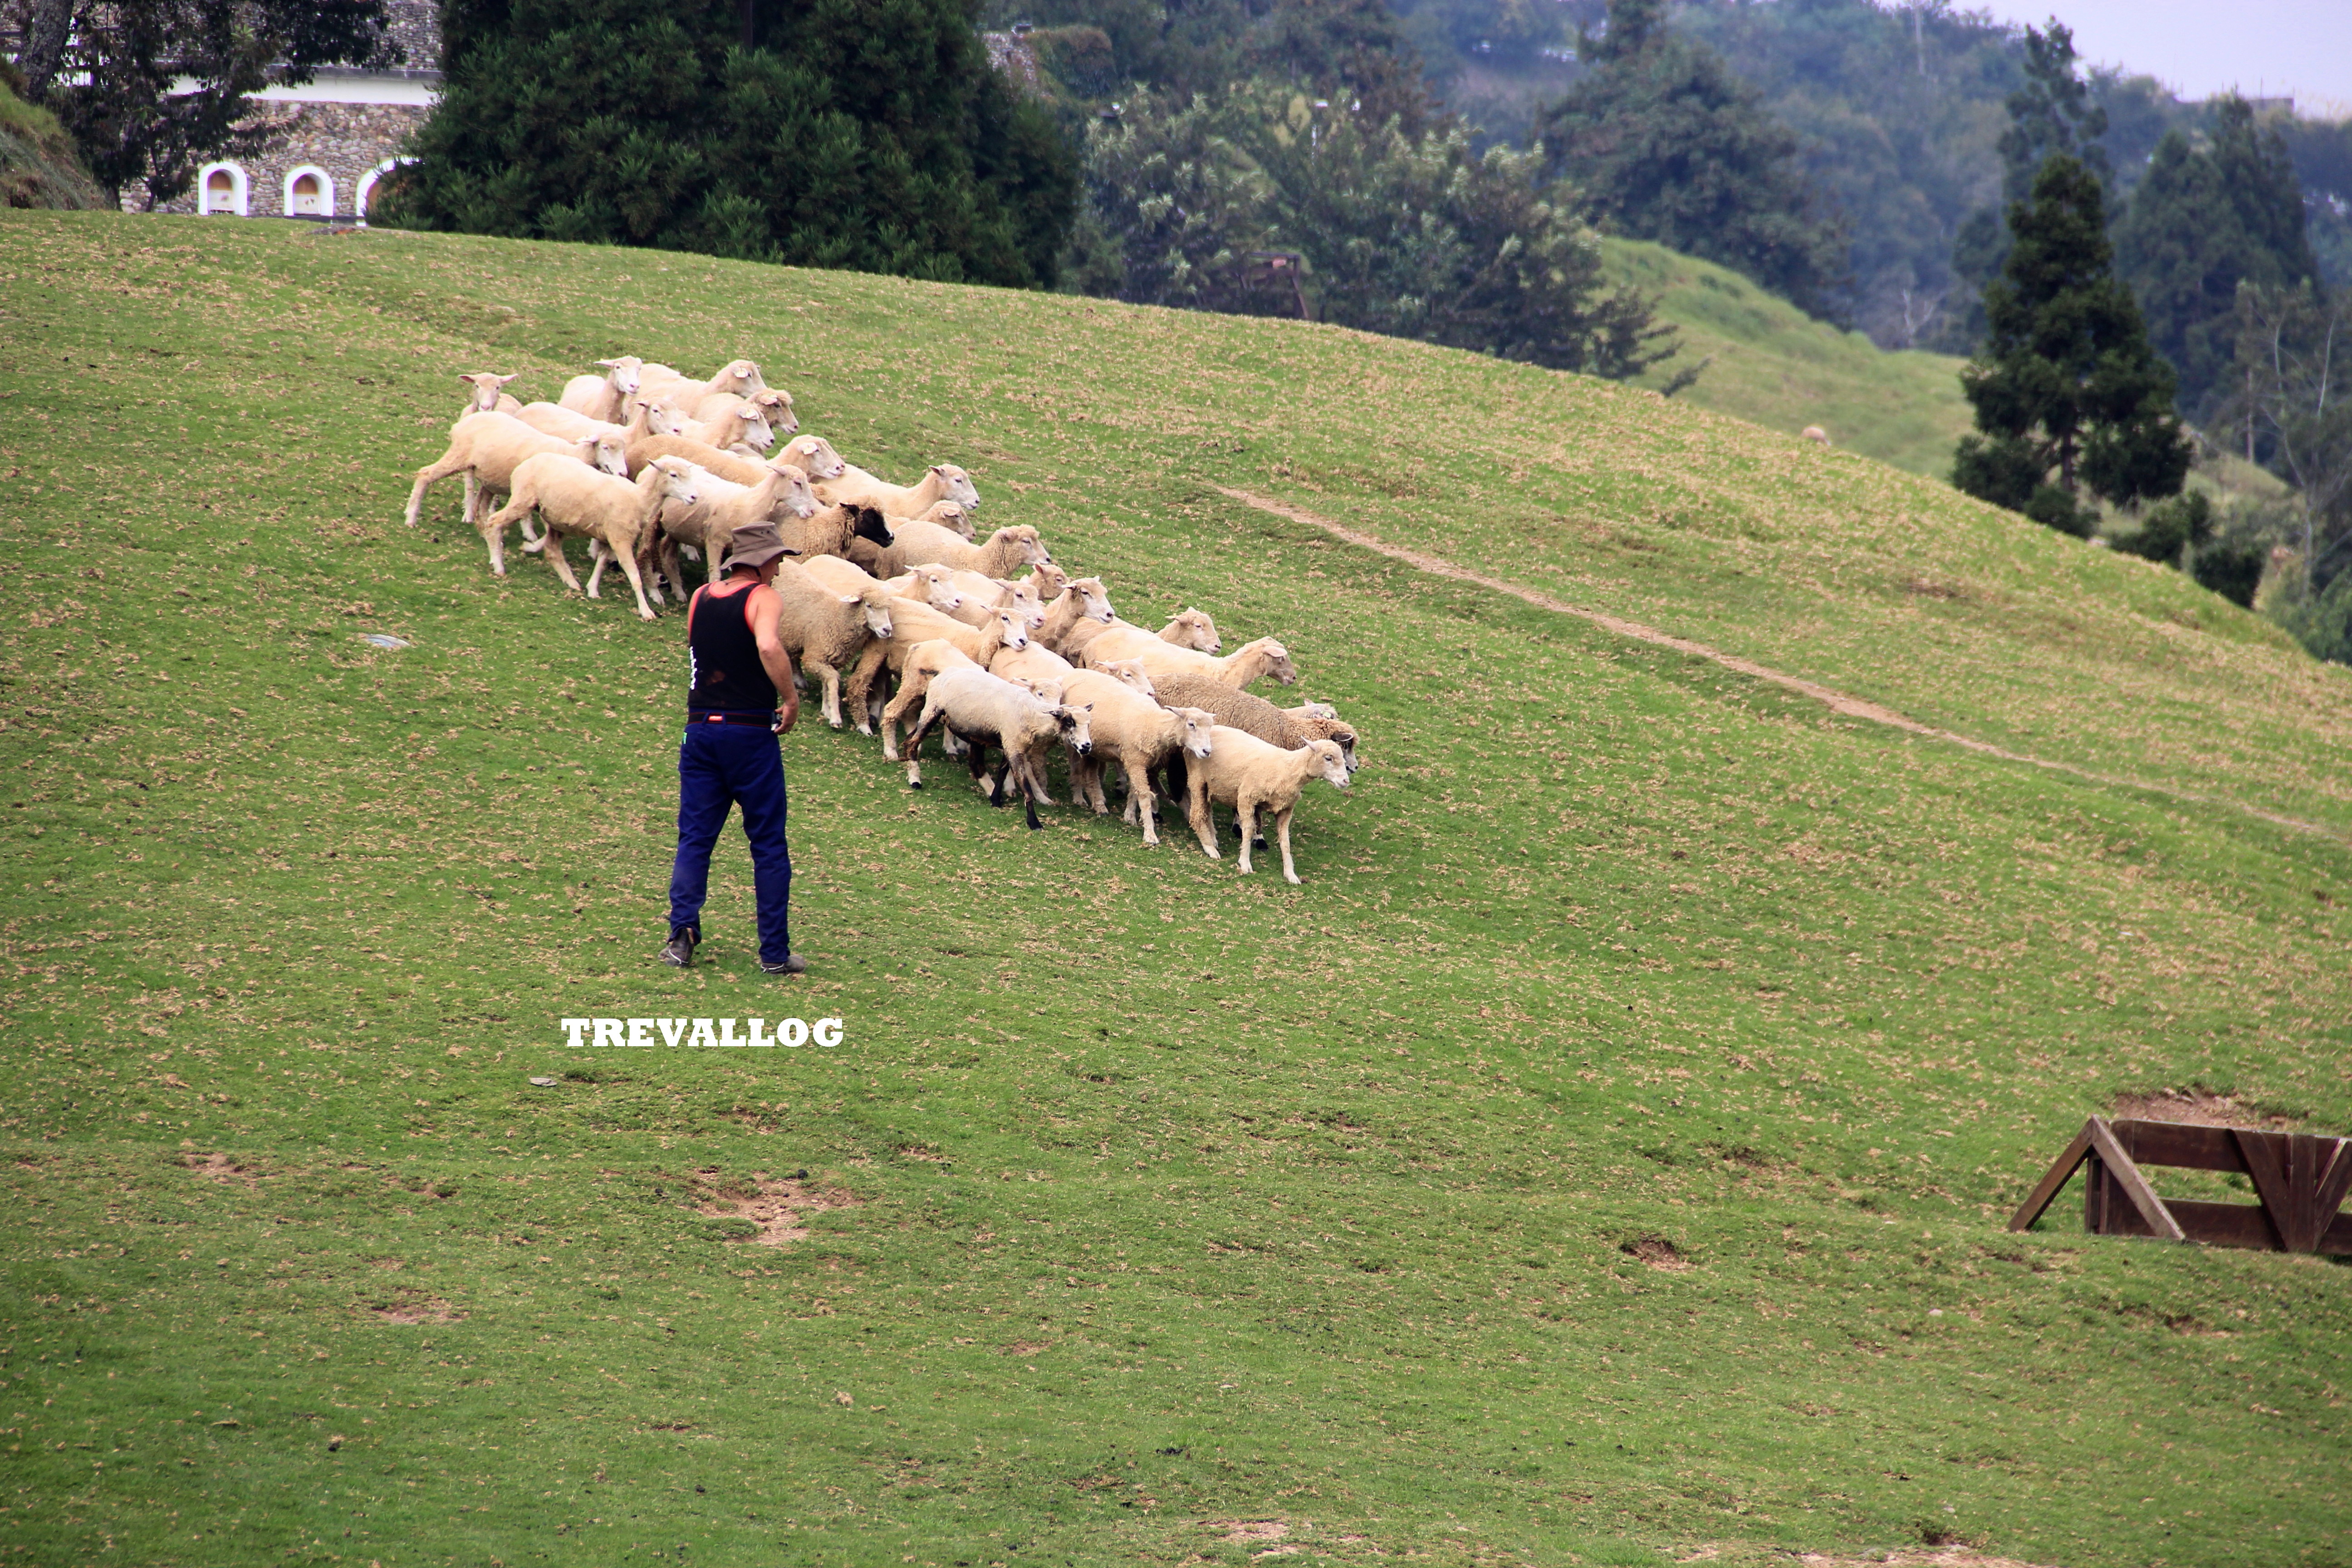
[687,582,777,715]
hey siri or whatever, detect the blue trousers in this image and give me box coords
[667,723,792,964]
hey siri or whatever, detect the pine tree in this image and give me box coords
[382,0,1076,289]
[2113,98,2317,420]
[1534,0,1845,318]
[1953,154,2190,533]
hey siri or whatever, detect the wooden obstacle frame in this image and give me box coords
[2008,1116,2352,1254]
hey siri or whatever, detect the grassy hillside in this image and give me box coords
[1604,237,1975,479]
[0,80,107,211]
[4,211,2350,1568]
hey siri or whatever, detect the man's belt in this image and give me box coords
[688,710,779,728]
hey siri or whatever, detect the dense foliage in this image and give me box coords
[1534,0,1844,320]
[1954,155,2190,533]
[5,0,392,206]
[2112,98,2319,423]
[1075,83,1674,379]
[0,61,105,209]
[384,0,1077,288]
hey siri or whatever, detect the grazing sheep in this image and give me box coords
[872,521,1050,580]
[1082,632,1297,690]
[1151,673,1360,772]
[1057,673,1215,846]
[1802,425,1830,446]
[767,559,895,729]
[484,454,698,617]
[559,358,645,423]
[1183,730,1350,883]
[638,359,765,412]
[455,372,521,421]
[404,411,626,533]
[1059,607,1220,660]
[847,600,1027,735]
[900,668,1091,828]
[814,460,980,520]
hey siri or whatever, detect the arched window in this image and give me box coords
[354,157,416,225]
[197,162,249,216]
[282,165,335,218]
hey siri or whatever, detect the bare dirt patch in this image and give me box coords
[1792,1552,2064,1568]
[367,1293,464,1324]
[181,1152,260,1186]
[1623,1235,1691,1271]
[1213,1520,1289,1543]
[691,1171,855,1247]
[1001,1339,1049,1357]
[2111,1089,2297,1129]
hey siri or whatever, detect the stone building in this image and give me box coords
[145,0,440,220]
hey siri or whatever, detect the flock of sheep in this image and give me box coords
[405,356,1362,882]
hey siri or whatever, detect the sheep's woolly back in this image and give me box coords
[1149,673,1302,750]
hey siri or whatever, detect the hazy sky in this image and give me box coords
[1968,0,2352,115]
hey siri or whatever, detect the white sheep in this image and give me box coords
[639,359,765,412]
[872,521,1051,580]
[814,460,980,520]
[875,638,982,759]
[652,464,819,600]
[1152,674,1360,774]
[558,358,645,423]
[866,562,967,615]
[515,396,689,446]
[1082,633,1297,690]
[692,387,799,435]
[767,559,895,729]
[483,454,699,617]
[847,599,1027,735]
[1056,673,1215,847]
[1183,730,1350,883]
[1058,607,1219,660]
[686,403,773,455]
[900,667,1091,829]
[404,411,627,534]
[455,372,520,421]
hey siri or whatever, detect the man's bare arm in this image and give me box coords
[749,583,800,734]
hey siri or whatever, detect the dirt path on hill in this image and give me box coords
[1215,486,2343,846]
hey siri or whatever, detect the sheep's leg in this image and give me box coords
[606,536,658,622]
[478,495,535,576]
[540,531,585,596]
[845,643,888,735]
[1274,804,1300,885]
[903,702,945,787]
[1127,759,1163,847]
[1185,775,1219,859]
[585,539,611,599]
[1024,746,1057,808]
[1235,799,1259,875]
[660,538,689,605]
[814,664,843,730]
[1020,773,1043,832]
[880,673,930,760]
[405,458,470,529]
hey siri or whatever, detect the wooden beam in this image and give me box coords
[2087,1117,2186,1242]
[2312,1138,2352,1253]
[2008,1120,2097,1233]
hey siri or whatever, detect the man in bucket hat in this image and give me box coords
[661,521,805,975]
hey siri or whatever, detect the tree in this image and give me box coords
[2232,281,2352,591]
[383,0,1076,289]
[12,0,393,206]
[1075,89,1273,311]
[2113,98,2317,420]
[1940,19,2105,354]
[1953,154,2190,532]
[1534,0,1846,318]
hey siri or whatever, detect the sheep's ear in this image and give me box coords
[840,594,860,606]
[597,358,621,368]
[496,373,517,385]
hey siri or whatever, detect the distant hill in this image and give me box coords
[1604,235,1973,480]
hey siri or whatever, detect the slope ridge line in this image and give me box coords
[1213,485,2342,846]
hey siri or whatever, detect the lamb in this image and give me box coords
[1150,673,1360,773]
[771,434,846,480]
[874,638,979,759]
[1058,606,1219,660]
[558,358,645,423]
[1183,730,1350,883]
[900,668,1092,829]
[1055,674,1217,847]
[692,387,799,434]
[1030,577,1116,654]
[847,600,1027,736]
[638,359,765,411]
[871,521,1051,580]
[766,559,895,729]
[813,460,980,520]
[937,569,1046,631]
[687,403,773,455]
[1081,633,1297,691]
[403,411,627,534]
[455,372,520,420]
[868,562,967,614]
[910,498,974,539]
[483,454,698,618]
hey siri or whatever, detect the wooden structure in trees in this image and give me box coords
[1240,251,1312,321]
[2009,1116,2352,1254]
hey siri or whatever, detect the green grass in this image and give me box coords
[1603,237,1975,479]
[4,211,2351,1568]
